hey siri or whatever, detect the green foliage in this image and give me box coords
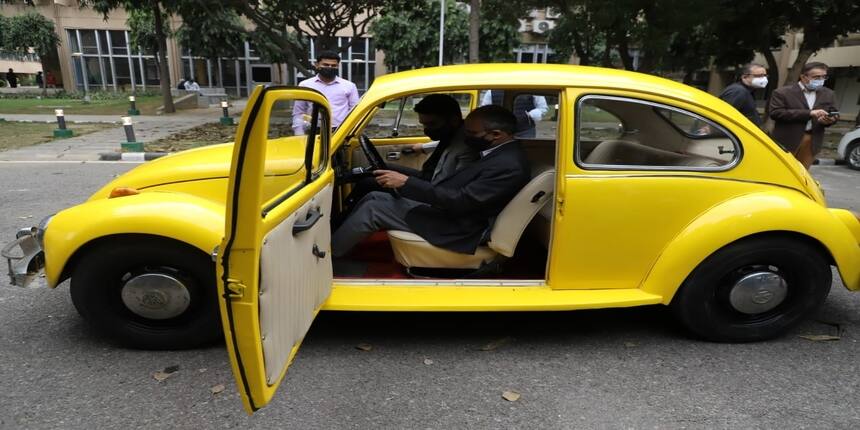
[2,11,60,58]
[174,7,246,59]
[371,0,469,69]
[126,8,171,55]
[479,0,527,62]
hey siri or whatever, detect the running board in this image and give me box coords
[322,284,663,312]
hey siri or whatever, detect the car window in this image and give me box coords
[576,95,739,169]
[364,92,472,139]
[480,90,560,140]
[578,103,623,141]
[262,98,328,211]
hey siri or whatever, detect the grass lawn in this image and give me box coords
[145,123,238,153]
[0,121,116,152]
[0,96,164,115]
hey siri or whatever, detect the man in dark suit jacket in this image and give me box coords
[342,94,478,212]
[332,105,531,257]
[719,63,768,126]
[768,62,839,169]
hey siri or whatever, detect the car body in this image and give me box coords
[837,125,860,170]
[4,64,860,413]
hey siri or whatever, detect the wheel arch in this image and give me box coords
[641,190,860,303]
[43,192,224,287]
[59,233,215,285]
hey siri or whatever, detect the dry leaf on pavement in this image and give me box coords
[355,343,373,352]
[502,390,521,402]
[211,384,226,394]
[152,365,180,382]
[423,358,434,365]
[480,337,513,351]
[798,334,841,342]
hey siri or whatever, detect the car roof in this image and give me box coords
[365,63,706,106]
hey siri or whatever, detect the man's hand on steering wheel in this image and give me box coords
[374,170,408,189]
[359,134,387,170]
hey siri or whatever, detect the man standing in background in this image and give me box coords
[719,63,768,127]
[768,62,839,169]
[292,51,360,135]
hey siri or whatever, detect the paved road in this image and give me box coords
[0,162,859,429]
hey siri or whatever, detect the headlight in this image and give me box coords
[36,214,53,249]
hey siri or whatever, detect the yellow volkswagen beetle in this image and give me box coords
[5,64,860,412]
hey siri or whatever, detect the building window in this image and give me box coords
[66,28,164,92]
[514,44,559,64]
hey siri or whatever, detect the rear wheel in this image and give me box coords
[671,236,831,342]
[846,141,860,171]
[70,237,221,350]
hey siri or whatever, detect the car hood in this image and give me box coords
[89,143,236,200]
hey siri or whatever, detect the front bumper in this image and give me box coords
[2,227,45,287]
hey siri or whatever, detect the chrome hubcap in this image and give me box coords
[728,271,787,314]
[849,146,860,167]
[121,273,191,320]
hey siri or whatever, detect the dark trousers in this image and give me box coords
[331,192,419,257]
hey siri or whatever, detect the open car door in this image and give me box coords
[218,85,334,413]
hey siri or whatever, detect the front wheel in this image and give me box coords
[70,237,221,350]
[845,141,860,171]
[671,236,832,342]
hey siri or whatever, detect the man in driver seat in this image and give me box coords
[343,94,478,212]
[332,105,530,258]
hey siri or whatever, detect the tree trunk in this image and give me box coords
[469,0,480,63]
[153,3,175,114]
[616,35,634,70]
[783,48,814,86]
[761,48,779,93]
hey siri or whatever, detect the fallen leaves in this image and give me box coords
[502,390,521,402]
[210,384,226,395]
[479,337,513,351]
[355,343,373,352]
[152,365,180,382]
[423,358,434,365]
[798,334,841,342]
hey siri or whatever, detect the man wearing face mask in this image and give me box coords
[292,51,360,135]
[331,105,530,258]
[719,63,768,127]
[769,62,839,169]
[339,94,478,217]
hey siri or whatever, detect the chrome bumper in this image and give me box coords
[2,227,45,287]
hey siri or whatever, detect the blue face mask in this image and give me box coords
[805,79,825,91]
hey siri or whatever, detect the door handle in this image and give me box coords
[386,151,401,160]
[292,208,322,235]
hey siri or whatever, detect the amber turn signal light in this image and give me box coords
[109,187,140,198]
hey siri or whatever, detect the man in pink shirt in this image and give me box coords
[292,51,360,135]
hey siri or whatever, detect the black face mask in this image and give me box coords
[464,135,493,151]
[423,126,451,141]
[318,67,338,79]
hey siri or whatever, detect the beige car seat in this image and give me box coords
[387,169,555,269]
[585,140,721,167]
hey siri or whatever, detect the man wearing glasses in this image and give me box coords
[719,63,769,127]
[769,62,839,169]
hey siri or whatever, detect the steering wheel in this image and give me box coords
[359,134,387,171]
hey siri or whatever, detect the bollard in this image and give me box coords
[119,116,143,152]
[219,100,234,125]
[53,109,73,138]
[127,95,140,115]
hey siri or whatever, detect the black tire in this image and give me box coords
[70,237,221,350]
[671,236,832,342]
[845,141,860,171]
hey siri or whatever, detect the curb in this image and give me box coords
[99,152,168,161]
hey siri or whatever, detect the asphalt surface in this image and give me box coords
[1,162,859,429]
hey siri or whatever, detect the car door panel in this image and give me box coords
[218,85,332,413]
